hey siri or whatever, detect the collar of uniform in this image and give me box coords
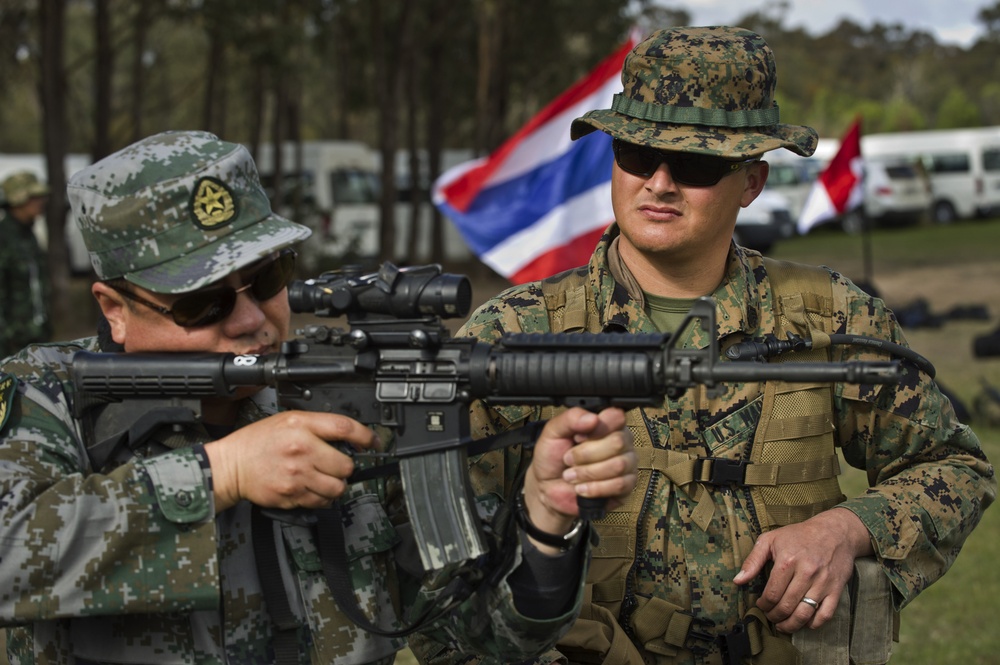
[709,244,763,339]
[590,226,762,341]
[589,225,658,334]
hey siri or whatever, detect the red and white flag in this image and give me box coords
[797,118,864,234]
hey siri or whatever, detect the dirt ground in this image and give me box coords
[860,260,1000,409]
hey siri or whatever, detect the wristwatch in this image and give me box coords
[513,488,586,551]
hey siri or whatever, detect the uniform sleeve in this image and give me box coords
[832,283,996,609]
[0,361,221,623]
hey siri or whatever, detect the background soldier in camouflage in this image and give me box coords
[0,171,51,358]
[0,130,638,664]
[409,27,996,665]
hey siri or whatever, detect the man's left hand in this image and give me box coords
[734,507,875,632]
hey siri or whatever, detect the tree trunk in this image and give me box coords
[93,0,112,160]
[248,61,266,160]
[425,0,452,265]
[405,35,421,264]
[475,0,507,154]
[39,0,76,334]
[202,25,224,135]
[270,67,286,211]
[372,0,415,264]
[129,1,149,142]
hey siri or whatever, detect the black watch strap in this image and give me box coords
[513,489,585,551]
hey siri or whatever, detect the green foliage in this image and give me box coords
[980,83,1000,125]
[881,97,927,132]
[936,88,983,128]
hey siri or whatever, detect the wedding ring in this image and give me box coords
[800,596,820,610]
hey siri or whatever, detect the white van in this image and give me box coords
[862,127,1000,223]
[858,156,932,228]
[763,140,932,232]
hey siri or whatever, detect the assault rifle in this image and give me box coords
[71,262,901,573]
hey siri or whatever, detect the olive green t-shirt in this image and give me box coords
[643,292,699,335]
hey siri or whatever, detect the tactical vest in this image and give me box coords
[522,258,894,665]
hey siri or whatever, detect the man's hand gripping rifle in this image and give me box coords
[71,262,902,573]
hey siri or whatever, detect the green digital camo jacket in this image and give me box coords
[0,338,583,665]
[0,210,51,358]
[427,224,996,664]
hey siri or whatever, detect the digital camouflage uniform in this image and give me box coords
[0,131,584,664]
[0,172,52,358]
[439,226,995,664]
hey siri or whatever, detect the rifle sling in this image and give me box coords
[313,502,477,638]
[347,420,547,484]
[251,505,302,665]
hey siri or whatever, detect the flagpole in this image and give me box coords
[861,212,876,294]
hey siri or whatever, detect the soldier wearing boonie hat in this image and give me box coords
[0,171,52,356]
[0,130,642,662]
[69,129,311,294]
[422,24,995,665]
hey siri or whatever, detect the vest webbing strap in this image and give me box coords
[633,447,841,485]
[629,594,705,656]
[619,447,843,533]
[762,411,834,442]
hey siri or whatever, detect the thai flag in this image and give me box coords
[432,34,639,284]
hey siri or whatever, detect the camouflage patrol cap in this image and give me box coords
[68,130,311,294]
[2,171,49,207]
[571,26,818,158]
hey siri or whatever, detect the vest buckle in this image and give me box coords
[695,457,748,485]
[717,615,755,665]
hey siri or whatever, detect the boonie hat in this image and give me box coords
[68,130,311,293]
[2,171,49,207]
[571,26,818,159]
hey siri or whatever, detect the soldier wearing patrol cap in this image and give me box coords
[0,171,51,357]
[410,26,995,665]
[0,130,640,663]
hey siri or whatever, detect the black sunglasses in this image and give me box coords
[612,139,759,186]
[107,249,297,328]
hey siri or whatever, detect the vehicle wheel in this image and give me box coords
[932,200,957,224]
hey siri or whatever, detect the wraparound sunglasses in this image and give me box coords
[105,249,297,328]
[612,138,759,186]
